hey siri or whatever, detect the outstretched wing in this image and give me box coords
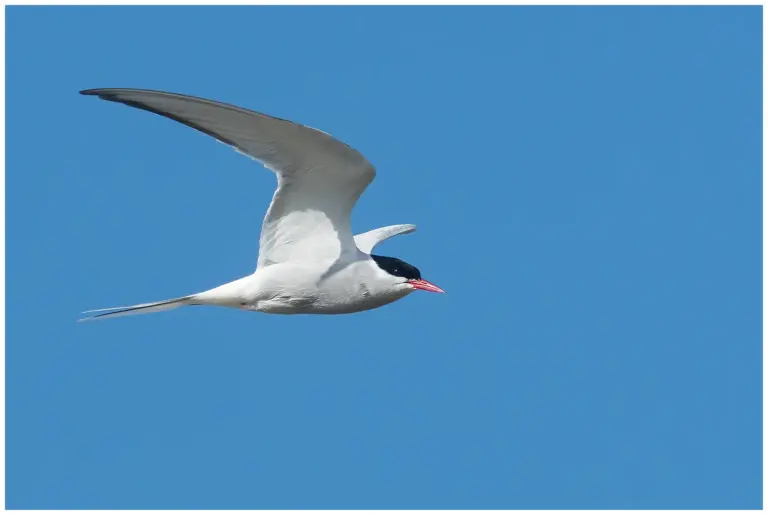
[354,224,416,254]
[82,88,376,268]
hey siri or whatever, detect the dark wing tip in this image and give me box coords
[80,88,113,96]
[80,89,124,101]
[79,88,131,105]
[80,88,151,97]
[78,88,247,150]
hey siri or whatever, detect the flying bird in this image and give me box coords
[78,89,444,321]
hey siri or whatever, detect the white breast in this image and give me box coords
[241,259,413,314]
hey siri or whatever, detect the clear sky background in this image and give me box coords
[6,6,761,510]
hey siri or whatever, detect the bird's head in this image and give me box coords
[370,254,444,294]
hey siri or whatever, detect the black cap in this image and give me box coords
[371,255,421,280]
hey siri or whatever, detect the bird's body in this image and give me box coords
[193,258,414,315]
[79,89,443,322]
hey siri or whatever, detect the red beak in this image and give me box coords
[408,279,445,293]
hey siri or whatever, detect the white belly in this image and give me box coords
[243,260,413,315]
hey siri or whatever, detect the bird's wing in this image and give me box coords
[354,224,417,254]
[81,88,376,268]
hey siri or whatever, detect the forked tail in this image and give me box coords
[78,295,195,322]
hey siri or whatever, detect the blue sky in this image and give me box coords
[6,6,761,509]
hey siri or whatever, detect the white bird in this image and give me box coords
[79,88,444,321]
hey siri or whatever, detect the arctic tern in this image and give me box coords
[79,89,444,321]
